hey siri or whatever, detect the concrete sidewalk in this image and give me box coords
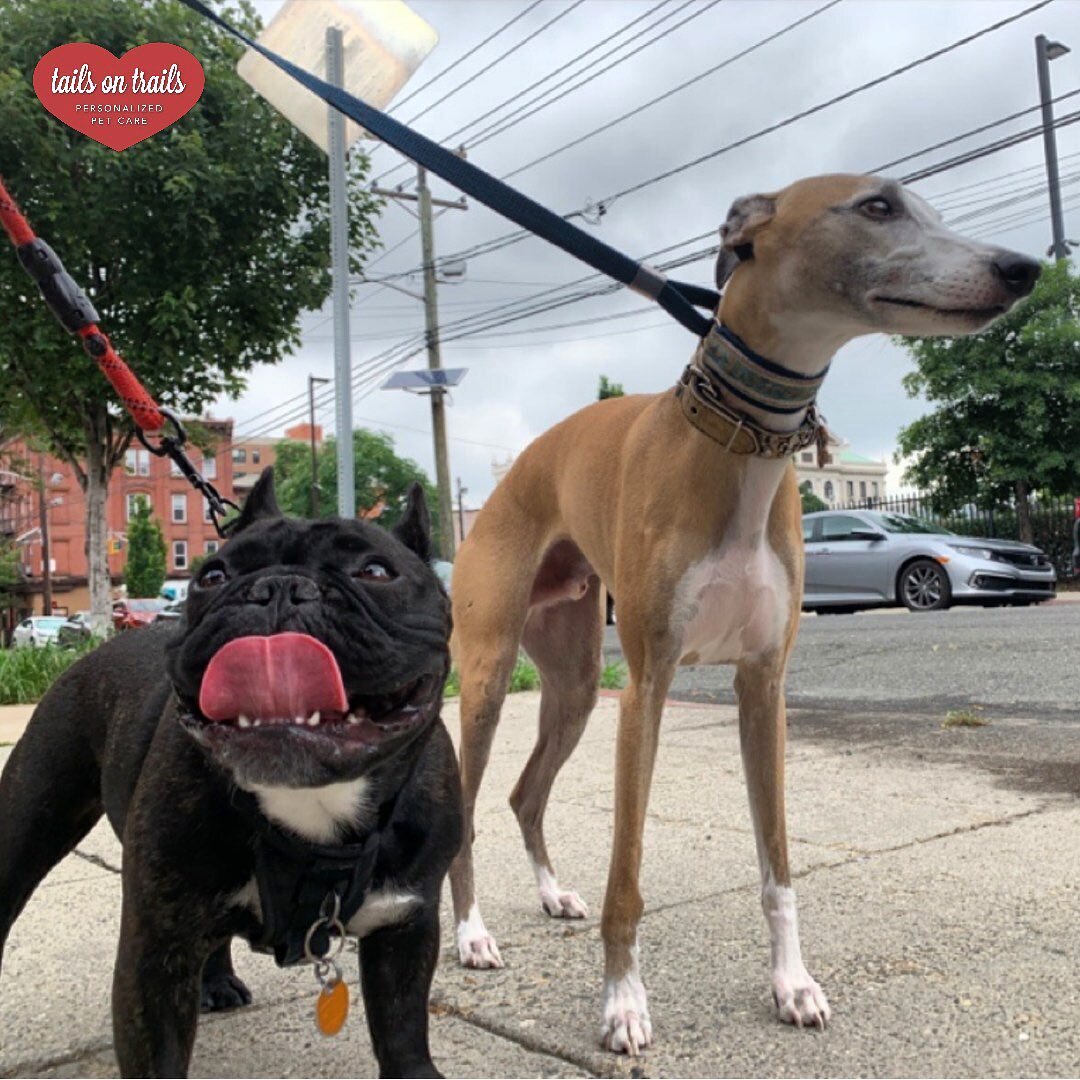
[2,692,1079,1078]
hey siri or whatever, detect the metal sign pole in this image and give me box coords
[327,26,355,518]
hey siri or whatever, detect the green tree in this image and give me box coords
[123,499,166,598]
[0,539,21,613]
[598,375,625,400]
[0,0,382,631]
[799,480,827,514]
[896,260,1080,543]
[272,429,441,549]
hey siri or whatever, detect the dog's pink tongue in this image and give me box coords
[198,633,348,722]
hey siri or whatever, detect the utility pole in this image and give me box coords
[308,375,330,517]
[417,164,457,559]
[1035,34,1072,261]
[371,168,467,560]
[37,455,52,615]
[455,476,467,546]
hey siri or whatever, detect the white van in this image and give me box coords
[159,580,190,604]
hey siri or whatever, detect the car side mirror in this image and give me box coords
[850,529,885,541]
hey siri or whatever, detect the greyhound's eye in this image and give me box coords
[860,197,895,220]
[354,560,395,583]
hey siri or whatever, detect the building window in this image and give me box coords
[800,451,814,463]
[252,449,261,465]
[203,498,214,523]
[169,456,182,477]
[232,449,247,464]
[859,481,867,498]
[171,493,187,523]
[125,448,150,476]
[205,540,219,555]
[126,492,150,520]
[824,480,834,501]
[872,481,879,497]
[846,480,854,499]
[203,454,216,479]
[173,540,188,570]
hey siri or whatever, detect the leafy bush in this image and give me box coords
[600,661,628,690]
[0,641,99,705]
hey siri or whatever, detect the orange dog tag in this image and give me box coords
[316,979,349,1036]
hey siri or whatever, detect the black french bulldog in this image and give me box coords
[0,471,462,1079]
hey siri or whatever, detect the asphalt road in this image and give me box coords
[604,602,1079,717]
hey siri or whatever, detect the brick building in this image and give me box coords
[1,419,235,619]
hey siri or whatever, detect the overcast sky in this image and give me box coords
[225,0,1079,504]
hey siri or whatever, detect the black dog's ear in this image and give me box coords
[393,482,431,561]
[232,468,282,533]
[715,193,776,290]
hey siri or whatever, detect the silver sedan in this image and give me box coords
[802,510,1057,613]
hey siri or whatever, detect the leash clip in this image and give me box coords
[135,406,240,538]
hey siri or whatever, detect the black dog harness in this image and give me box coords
[233,790,381,967]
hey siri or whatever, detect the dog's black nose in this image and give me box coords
[992,251,1041,297]
[248,574,320,607]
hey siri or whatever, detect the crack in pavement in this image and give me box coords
[430,992,603,1078]
[72,848,121,874]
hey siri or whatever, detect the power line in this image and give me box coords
[387,1,544,115]
[369,0,673,188]
[500,0,841,182]
[400,0,586,130]
[380,2,1055,281]
[461,0,724,151]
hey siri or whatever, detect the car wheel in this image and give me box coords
[899,559,951,612]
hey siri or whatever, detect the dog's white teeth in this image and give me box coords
[348,712,361,725]
[308,711,321,727]
[251,718,262,727]
[237,715,250,728]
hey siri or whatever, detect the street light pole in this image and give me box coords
[417,164,456,559]
[1035,34,1071,261]
[327,26,356,518]
[308,375,330,517]
[37,455,52,615]
[455,476,467,546]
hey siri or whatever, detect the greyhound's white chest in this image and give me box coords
[672,458,792,665]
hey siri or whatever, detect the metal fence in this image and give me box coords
[837,492,1077,581]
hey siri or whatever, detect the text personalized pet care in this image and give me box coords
[33,42,204,151]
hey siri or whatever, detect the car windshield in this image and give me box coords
[36,617,67,629]
[127,599,166,612]
[867,512,953,536]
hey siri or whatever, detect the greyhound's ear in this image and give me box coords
[393,482,431,561]
[715,193,776,289]
[232,467,282,532]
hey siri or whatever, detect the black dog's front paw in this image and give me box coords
[382,1061,441,1079]
[200,971,253,1013]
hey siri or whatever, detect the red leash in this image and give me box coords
[0,177,167,432]
[0,176,238,534]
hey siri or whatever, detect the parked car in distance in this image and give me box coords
[112,598,169,631]
[12,615,68,648]
[57,611,94,648]
[802,509,1057,613]
[154,600,185,624]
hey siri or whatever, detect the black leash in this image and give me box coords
[178,0,720,339]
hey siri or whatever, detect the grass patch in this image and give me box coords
[942,706,989,729]
[444,657,626,699]
[600,661,627,690]
[0,642,99,705]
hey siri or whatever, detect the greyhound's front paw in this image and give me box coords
[456,908,504,969]
[200,971,253,1013]
[540,886,588,919]
[600,973,652,1055]
[772,969,830,1029]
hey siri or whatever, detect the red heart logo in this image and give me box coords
[33,42,205,152]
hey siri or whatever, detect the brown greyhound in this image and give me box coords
[447,174,1040,1053]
